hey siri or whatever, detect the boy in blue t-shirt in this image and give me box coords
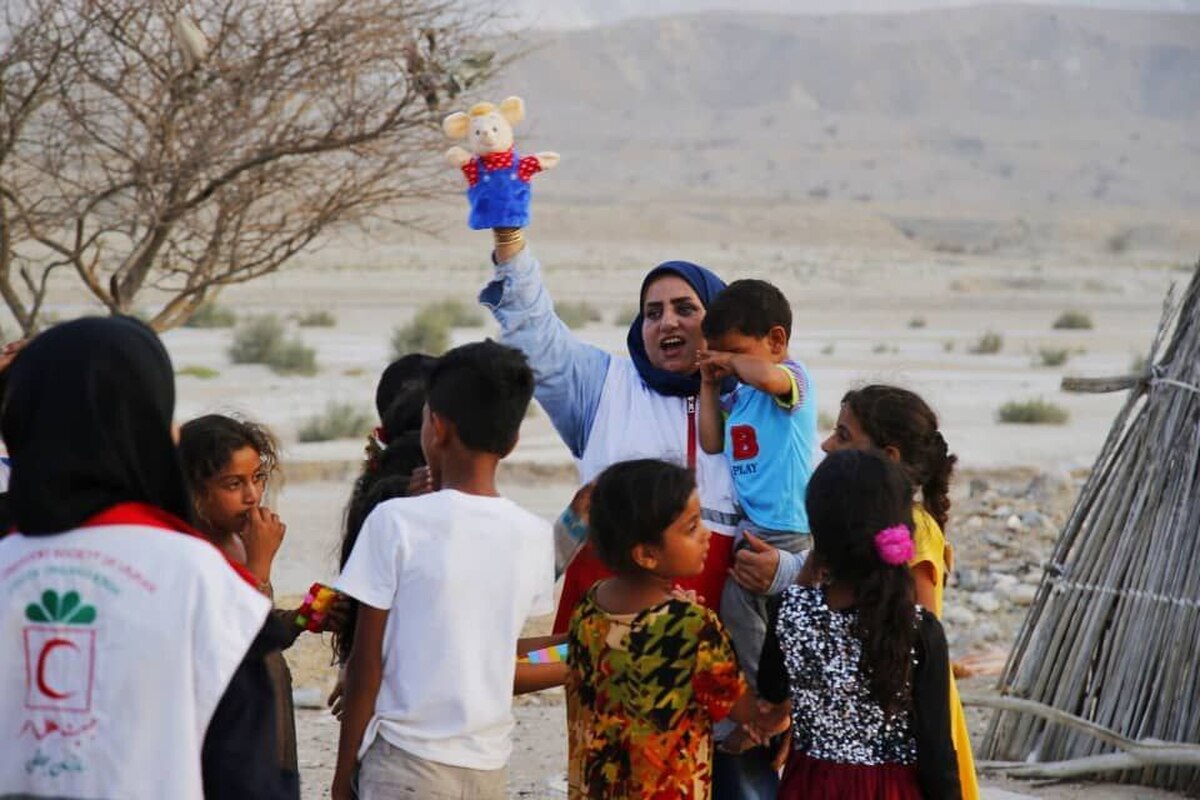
[698,279,818,694]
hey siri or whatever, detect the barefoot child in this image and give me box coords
[822,385,979,800]
[758,449,960,799]
[331,341,554,800]
[567,458,778,800]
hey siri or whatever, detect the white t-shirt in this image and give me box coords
[336,489,554,770]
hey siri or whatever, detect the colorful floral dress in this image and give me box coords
[566,589,746,799]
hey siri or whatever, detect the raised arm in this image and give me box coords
[698,362,727,455]
[479,231,611,458]
[700,350,793,399]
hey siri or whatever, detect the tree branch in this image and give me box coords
[962,693,1200,775]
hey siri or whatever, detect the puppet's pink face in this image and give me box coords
[469,111,514,154]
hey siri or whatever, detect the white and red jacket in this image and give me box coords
[481,250,739,624]
[0,503,270,800]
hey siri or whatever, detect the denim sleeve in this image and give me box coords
[768,548,805,595]
[479,247,611,459]
[553,507,588,579]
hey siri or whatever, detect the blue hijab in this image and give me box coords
[626,260,737,398]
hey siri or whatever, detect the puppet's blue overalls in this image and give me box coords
[467,150,531,230]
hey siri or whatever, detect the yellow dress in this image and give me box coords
[911,505,980,800]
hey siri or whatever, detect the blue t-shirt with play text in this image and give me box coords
[721,359,817,532]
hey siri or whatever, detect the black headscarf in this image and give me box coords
[1,316,192,535]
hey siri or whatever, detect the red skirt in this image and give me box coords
[779,751,923,800]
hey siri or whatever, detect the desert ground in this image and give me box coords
[108,196,1190,799]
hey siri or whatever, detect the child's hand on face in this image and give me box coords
[697,349,734,385]
[241,507,286,582]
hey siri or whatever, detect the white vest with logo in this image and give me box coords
[578,357,738,537]
[0,522,270,800]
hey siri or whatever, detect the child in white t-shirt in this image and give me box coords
[332,341,554,800]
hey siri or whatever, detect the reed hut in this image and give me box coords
[979,260,1200,793]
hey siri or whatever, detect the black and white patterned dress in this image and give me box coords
[757,585,961,800]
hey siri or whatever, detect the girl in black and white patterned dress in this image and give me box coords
[757,449,961,800]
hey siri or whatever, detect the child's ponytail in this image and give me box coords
[920,429,956,530]
[806,449,918,715]
[855,565,917,714]
[842,385,957,530]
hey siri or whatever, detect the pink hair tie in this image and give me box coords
[874,525,914,566]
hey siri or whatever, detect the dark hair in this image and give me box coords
[841,385,957,530]
[701,279,792,340]
[425,340,533,455]
[375,354,435,427]
[178,414,280,492]
[588,459,696,575]
[806,449,917,715]
[332,366,430,664]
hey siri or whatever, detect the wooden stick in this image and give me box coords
[1060,375,1143,394]
[976,752,1200,780]
[963,694,1200,759]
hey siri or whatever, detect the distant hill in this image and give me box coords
[481,5,1200,236]
[501,0,1200,31]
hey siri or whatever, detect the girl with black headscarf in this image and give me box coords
[0,316,297,800]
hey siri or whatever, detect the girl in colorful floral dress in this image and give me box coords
[758,449,961,800]
[566,459,775,800]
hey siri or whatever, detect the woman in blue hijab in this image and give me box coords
[480,240,740,608]
[479,230,783,799]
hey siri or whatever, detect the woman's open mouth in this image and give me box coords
[659,336,686,359]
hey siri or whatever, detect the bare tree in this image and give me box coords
[0,0,497,333]
[0,0,77,333]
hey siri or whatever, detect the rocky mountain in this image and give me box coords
[477,5,1199,249]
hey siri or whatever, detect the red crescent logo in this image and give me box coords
[36,638,79,700]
